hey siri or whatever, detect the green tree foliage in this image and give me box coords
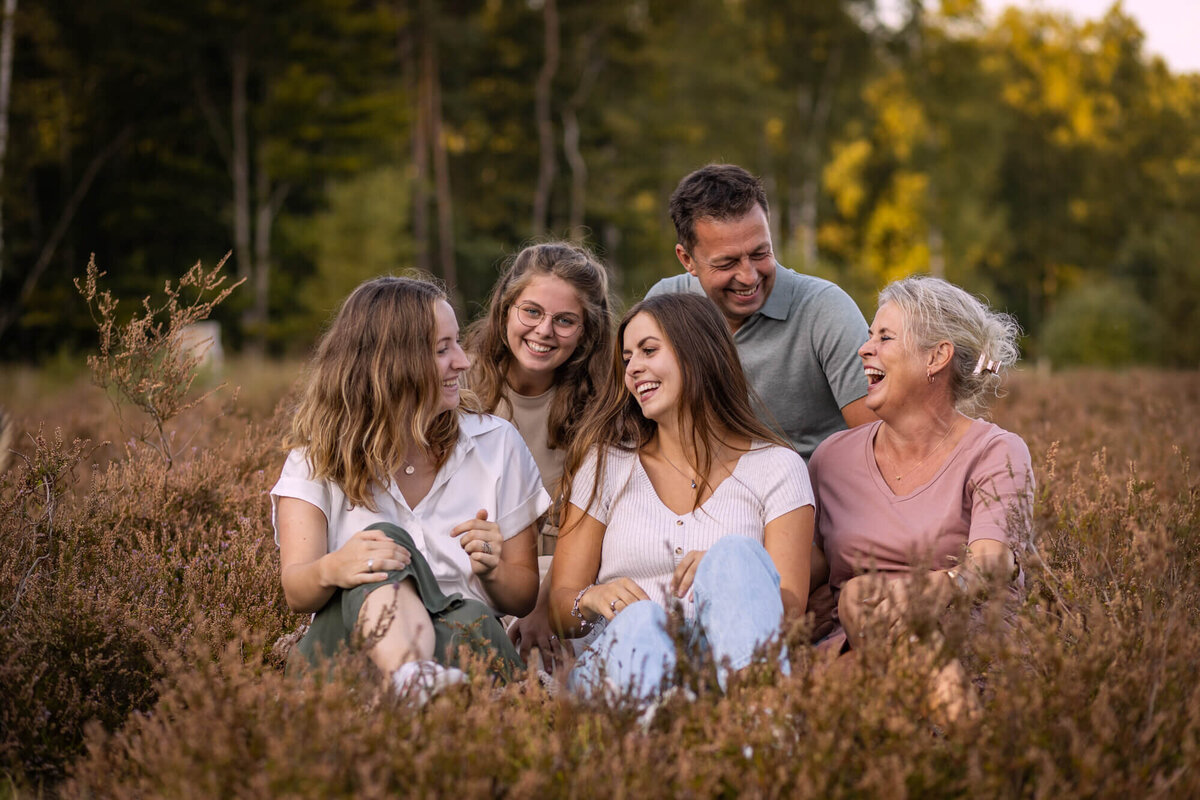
[287,166,413,334]
[1040,278,1161,368]
[1,0,1199,366]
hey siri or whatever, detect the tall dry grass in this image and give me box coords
[1,363,1199,797]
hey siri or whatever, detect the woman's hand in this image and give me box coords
[321,528,412,589]
[578,577,651,623]
[452,509,503,576]
[508,607,564,672]
[670,550,708,598]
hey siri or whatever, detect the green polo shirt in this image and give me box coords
[646,265,869,460]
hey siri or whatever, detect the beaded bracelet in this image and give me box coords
[571,583,596,629]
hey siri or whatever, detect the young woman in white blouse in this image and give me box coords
[271,277,546,697]
[549,293,814,698]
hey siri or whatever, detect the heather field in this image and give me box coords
[2,362,1200,798]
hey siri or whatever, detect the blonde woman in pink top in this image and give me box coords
[808,276,1033,716]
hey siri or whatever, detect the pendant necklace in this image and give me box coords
[401,460,416,476]
[659,449,698,489]
[885,422,956,482]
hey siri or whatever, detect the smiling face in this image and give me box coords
[504,273,585,395]
[622,311,682,425]
[859,301,928,415]
[434,300,471,413]
[675,205,776,331]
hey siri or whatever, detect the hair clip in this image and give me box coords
[973,353,999,375]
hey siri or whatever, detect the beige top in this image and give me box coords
[499,387,564,556]
[501,387,564,495]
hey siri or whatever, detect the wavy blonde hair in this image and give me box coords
[285,276,479,510]
[464,242,613,451]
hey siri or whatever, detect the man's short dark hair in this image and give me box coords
[669,164,770,253]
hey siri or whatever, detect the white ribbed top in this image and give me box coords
[570,442,813,616]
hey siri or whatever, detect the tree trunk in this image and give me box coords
[0,0,17,284]
[230,36,252,287]
[0,128,131,341]
[531,0,559,235]
[561,107,584,241]
[402,6,430,274]
[562,29,605,242]
[928,222,945,278]
[244,148,289,355]
[421,0,457,307]
[790,41,843,270]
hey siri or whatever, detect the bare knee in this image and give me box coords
[358,580,436,674]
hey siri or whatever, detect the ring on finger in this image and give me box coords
[367,558,374,572]
[610,599,618,612]
[481,542,493,555]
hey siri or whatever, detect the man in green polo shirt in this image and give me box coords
[646,163,875,459]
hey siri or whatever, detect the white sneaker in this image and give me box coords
[392,661,467,706]
[636,685,697,731]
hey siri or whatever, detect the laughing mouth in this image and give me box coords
[730,284,759,298]
[524,339,553,354]
[636,380,661,399]
[864,367,885,386]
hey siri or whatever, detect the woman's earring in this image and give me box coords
[927,369,935,384]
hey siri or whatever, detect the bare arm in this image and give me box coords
[840,396,878,428]
[809,541,829,591]
[549,502,649,636]
[453,510,540,617]
[483,524,540,616]
[764,505,815,621]
[276,496,410,613]
[508,565,565,669]
[839,538,1017,649]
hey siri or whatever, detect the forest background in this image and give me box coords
[0,0,1197,368]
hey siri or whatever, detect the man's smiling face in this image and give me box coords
[675,204,775,331]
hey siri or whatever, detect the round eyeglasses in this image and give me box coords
[514,303,582,336]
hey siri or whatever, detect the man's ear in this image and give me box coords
[676,243,698,276]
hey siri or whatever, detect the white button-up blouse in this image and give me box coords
[271,413,551,610]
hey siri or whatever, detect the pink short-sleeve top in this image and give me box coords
[810,418,1033,591]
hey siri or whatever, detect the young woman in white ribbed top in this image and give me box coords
[549,292,814,698]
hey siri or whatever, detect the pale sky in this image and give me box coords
[880,1,1200,74]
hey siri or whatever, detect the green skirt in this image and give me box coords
[290,522,523,679]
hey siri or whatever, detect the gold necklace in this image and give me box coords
[883,421,957,482]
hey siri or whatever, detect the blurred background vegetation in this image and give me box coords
[0,0,1196,368]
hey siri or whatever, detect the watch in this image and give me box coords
[946,568,970,595]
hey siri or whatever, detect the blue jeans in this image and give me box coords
[567,536,789,700]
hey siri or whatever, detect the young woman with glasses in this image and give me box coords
[464,242,614,670]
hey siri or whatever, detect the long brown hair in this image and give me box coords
[285,276,480,510]
[464,241,613,450]
[560,292,789,521]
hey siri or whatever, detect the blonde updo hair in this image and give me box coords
[879,276,1021,416]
